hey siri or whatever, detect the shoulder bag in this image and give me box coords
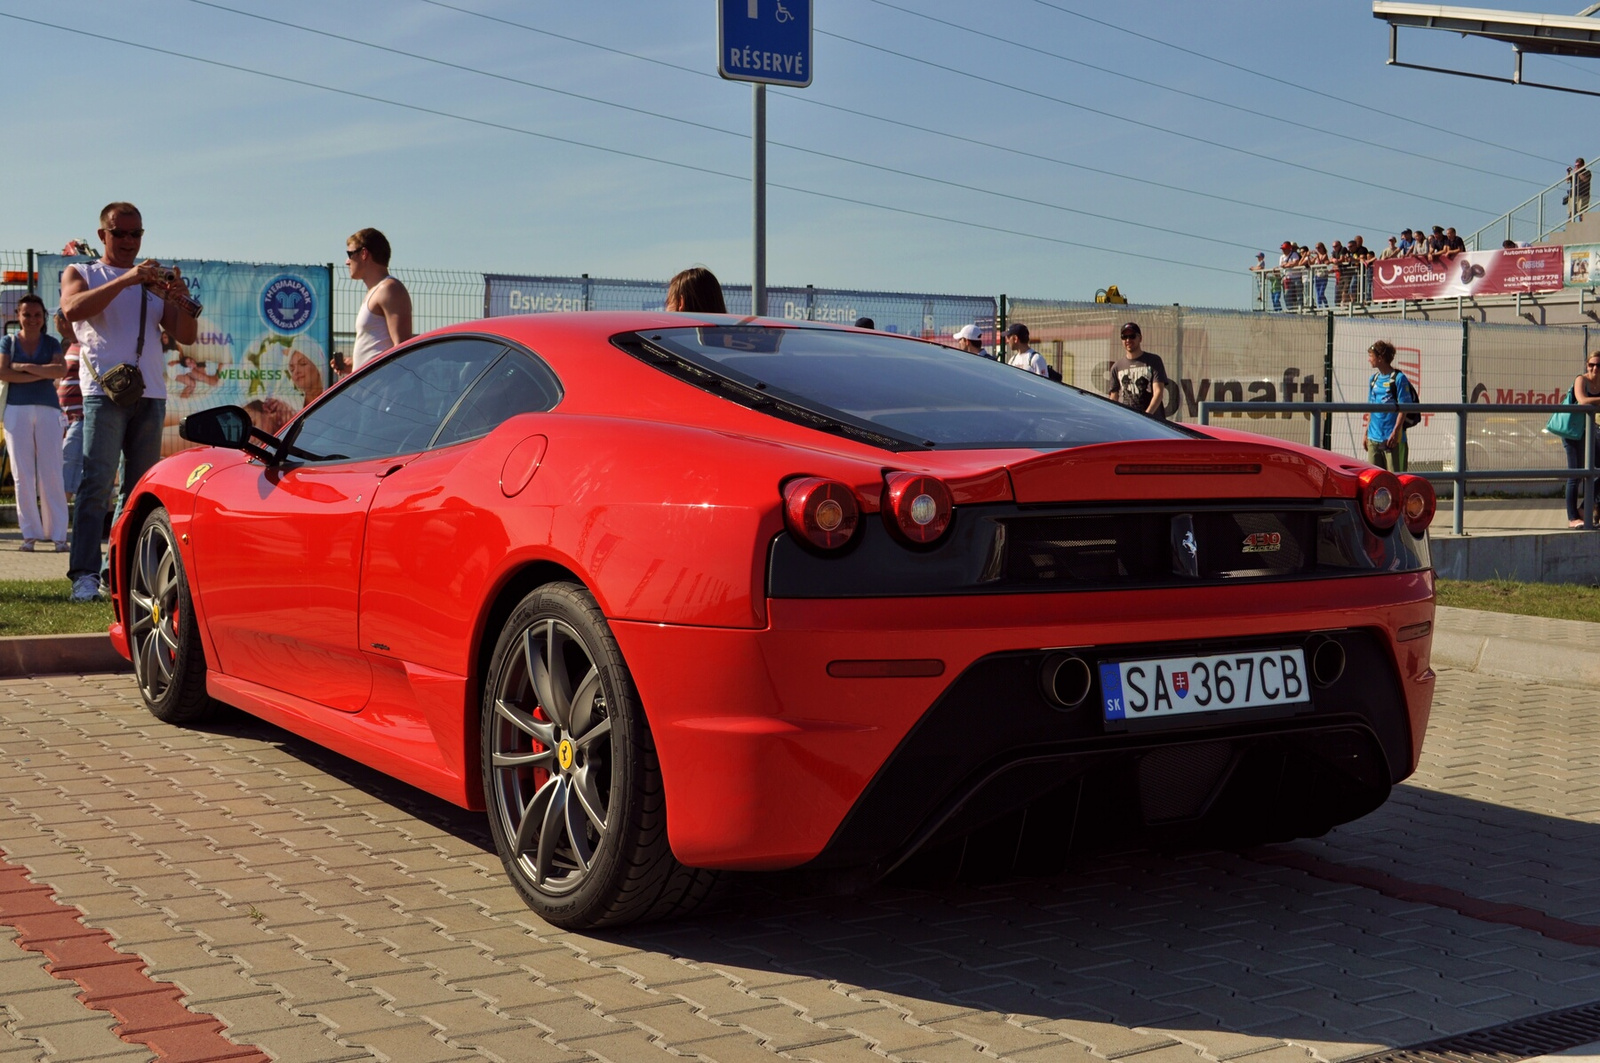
[1547,387,1588,441]
[84,286,148,407]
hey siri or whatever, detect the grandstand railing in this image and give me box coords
[1464,163,1592,252]
[1249,264,1373,312]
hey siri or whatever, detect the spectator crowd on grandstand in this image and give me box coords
[1251,225,1476,310]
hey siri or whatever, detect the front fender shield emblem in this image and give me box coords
[186,463,213,488]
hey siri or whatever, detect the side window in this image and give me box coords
[288,338,507,461]
[433,349,563,448]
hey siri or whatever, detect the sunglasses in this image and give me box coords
[106,228,144,239]
[345,246,365,259]
[1588,362,1600,369]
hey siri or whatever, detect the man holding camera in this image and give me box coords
[60,202,198,602]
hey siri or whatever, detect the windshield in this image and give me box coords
[621,325,1188,450]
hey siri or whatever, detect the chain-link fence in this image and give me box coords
[333,267,482,360]
[1007,299,1328,446]
[5,246,1599,499]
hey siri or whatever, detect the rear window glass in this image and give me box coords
[620,325,1188,451]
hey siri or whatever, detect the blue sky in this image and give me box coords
[1,0,1593,309]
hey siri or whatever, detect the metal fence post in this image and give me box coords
[325,263,335,381]
[1587,414,1597,528]
[998,294,1007,360]
[1323,313,1334,450]
[582,273,592,312]
[1457,321,1469,534]
[25,248,34,295]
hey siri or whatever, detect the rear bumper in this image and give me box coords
[612,572,1434,871]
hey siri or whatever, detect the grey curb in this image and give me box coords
[0,633,131,678]
[1428,626,1600,688]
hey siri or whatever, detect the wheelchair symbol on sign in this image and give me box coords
[748,0,794,21]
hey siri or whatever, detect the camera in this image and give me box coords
[143,264,203,318]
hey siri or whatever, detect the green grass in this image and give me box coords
[4,573,1594,634]
[0,579,113,635]
[1437,578,1600,624]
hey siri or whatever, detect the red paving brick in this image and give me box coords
[0,847,269,1063]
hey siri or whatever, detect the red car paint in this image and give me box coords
[108,313,1435,871]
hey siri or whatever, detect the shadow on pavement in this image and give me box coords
[192,709,1600,1047]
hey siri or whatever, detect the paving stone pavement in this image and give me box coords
[1,667,1598,1063]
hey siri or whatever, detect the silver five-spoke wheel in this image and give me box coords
[489,616,615,895]
[128,508,214,724]
[481,582,716,928]
[129,516,184,704]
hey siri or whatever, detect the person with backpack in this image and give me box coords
[1365,340,1419,471]
[1001,323,1050,378]
[1108,321,1169,420]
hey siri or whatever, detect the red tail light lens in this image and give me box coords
[883,472,953,545]
[1358,467,1403,532]
[1398,473,1436,534]
[782,477,859,551]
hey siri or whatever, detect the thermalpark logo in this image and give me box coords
[1093,364,1322,419]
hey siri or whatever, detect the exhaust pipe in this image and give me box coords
[1309,638,1346,688]
[1042,654,1094,709]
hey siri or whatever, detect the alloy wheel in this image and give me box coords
[489,617,614,895]
[128,519,182,704]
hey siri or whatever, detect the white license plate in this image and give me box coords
[1100,648,1309,723]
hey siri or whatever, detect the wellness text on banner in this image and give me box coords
[1369,245,1563,301]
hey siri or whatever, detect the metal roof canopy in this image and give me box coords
[1374,1,1600,96]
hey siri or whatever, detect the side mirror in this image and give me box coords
[180,405,253,448]
[180,405,278,461]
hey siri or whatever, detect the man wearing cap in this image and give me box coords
[951,323,989,357]
[1250,252,1278,311]
[1278,242,1300,310]
[1002,323,1049,377]
[1108,322,1169,420]
[1397,229,1416,256]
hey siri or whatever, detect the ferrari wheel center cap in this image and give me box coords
[557,739,575,771]
[151,603,161,626]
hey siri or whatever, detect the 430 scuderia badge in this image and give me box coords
[1242,531,1282,554]
[186,463,213,488]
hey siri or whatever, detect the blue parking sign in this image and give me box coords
[719,0,812,87]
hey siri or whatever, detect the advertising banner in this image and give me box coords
[1564,243,1600,287]
[39,255,332,456]
[1329,319,1463,468]
[484,274,995,341]
[1370,245,1563,301]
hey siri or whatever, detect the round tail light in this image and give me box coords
[1398,473,1436,534]
[883,472,953,545]
[1358,467,1403,532]
[782,477,859,551]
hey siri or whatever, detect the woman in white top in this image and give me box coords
[346,228,413,369]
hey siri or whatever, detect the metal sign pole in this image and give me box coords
[719,0,809,320]
[754,83,767,318]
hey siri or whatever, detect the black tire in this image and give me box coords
[128,508,216,724]
[481,582,717,929]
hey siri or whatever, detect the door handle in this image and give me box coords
[377,463,405,479]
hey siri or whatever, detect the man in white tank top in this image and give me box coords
[346,228,413,370]
[59,202,199,601]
